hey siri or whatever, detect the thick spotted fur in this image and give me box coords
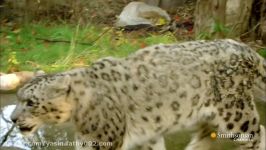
[11,39,266,150]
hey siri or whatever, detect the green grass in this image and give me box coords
[1,23,265,73]
[258,48,266,58]
[0,23,176,73]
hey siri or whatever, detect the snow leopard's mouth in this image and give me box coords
[17,124,38,136]
[19,126,34,132]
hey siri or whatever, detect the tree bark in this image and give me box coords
[194,0,227,38]
[143,0,186,12]
[195,0,253,39]
[260,0,266,44]
[226,0,253,36]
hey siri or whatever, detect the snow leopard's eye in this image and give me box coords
[26,100,34,107]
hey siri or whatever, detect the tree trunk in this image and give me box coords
[260,0,266,44]
[194,0,227,39]
[195,0,253,39]
[143,0,186,12]
[226,0,253,36]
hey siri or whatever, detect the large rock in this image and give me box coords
[0,73,20,91]
[115,2,170,27]
[0,70,44,91]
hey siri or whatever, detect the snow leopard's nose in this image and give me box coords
[11,115,18,123]
[11,106,21,124]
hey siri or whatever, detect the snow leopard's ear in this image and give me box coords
[35,70,46,76]
[47,75,71,98]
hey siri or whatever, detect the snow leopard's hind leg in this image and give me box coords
[185,124,214,150]
[136,137,166,150]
